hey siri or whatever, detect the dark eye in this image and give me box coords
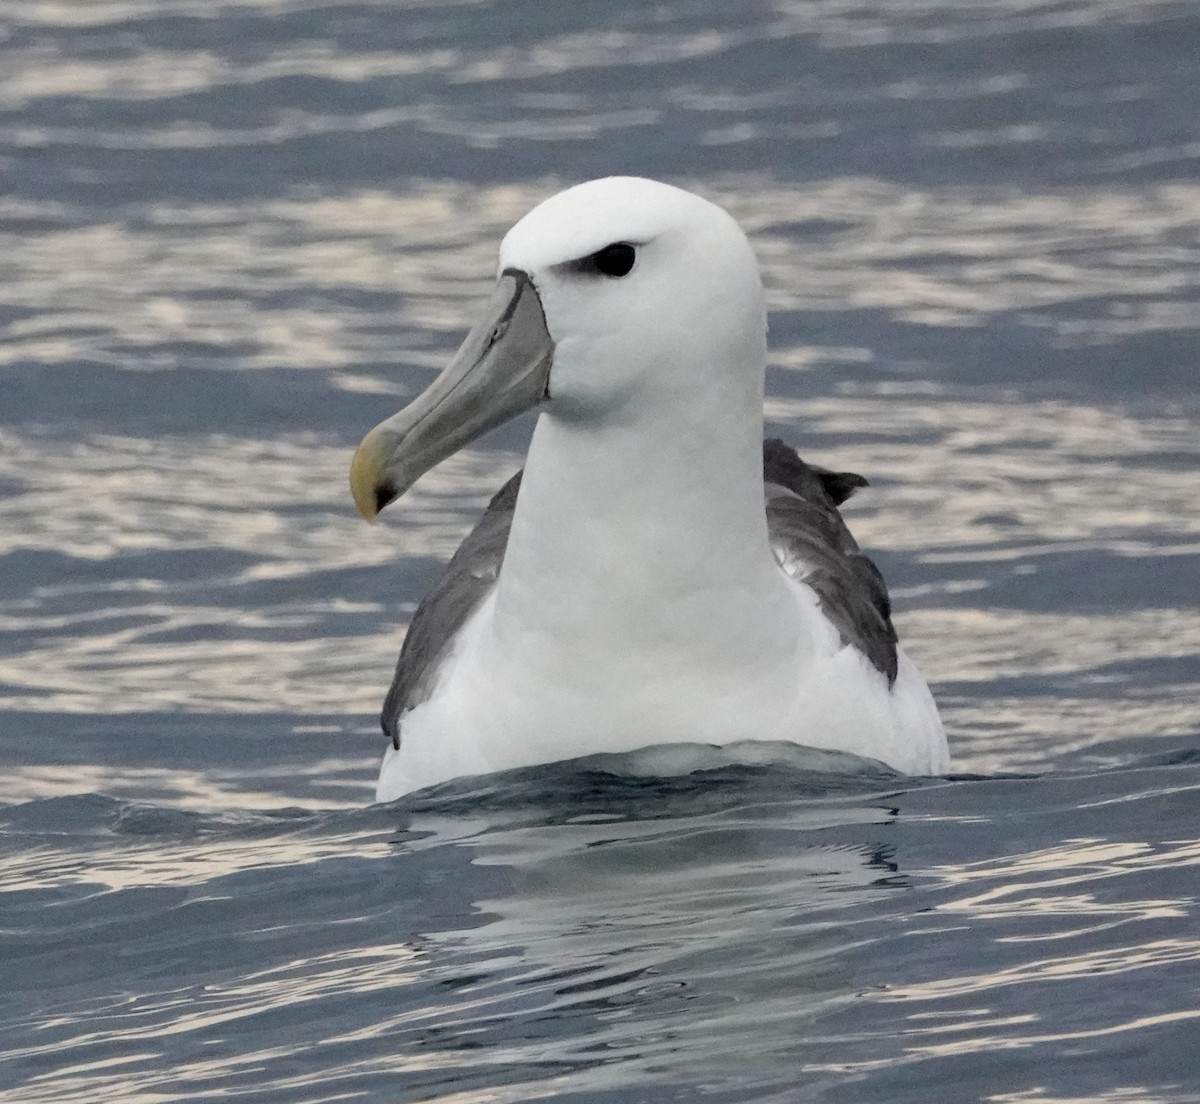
[590,242,637,278]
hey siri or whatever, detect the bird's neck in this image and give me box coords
[490,399,795,660]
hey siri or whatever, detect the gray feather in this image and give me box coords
[381,473,521,749]
[762,438,898,684]
[381,439,899,748]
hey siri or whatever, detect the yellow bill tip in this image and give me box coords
[349,431,394,522]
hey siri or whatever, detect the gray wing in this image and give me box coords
[762,438,898,684]
[381,471,521,749]
[381,440,898,748]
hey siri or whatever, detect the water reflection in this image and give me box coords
[0,772,915,1101]
[4,759,1197,1102]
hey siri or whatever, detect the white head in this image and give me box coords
[501,177,767,422]
[350,177,768,518]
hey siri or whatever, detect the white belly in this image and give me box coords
[375,580,948,801]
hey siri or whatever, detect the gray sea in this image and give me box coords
[1,0,1199,1100]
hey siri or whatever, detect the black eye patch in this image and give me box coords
[561,242,638,278]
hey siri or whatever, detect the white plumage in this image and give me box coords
[352,177,949,800]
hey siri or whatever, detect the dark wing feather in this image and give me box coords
[382,440,898,747]
[762,438,898,683]
[381,471,522,749]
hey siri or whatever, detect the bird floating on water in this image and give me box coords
[351,177,949,800]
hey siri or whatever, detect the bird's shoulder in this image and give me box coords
[382,439,901,748]
[380,471,522,748]
[762,437,898,683]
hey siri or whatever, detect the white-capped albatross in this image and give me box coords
[351,176,949,800]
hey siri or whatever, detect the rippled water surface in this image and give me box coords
[1,0,1198,1100]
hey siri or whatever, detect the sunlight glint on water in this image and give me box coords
[0,0,1198,1100]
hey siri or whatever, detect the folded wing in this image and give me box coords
[381,439,899,748]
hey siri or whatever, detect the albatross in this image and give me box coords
[351,177,949,800]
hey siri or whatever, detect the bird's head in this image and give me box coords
[350,176,765,520]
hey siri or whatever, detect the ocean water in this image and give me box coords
[1,0,1198,1100]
